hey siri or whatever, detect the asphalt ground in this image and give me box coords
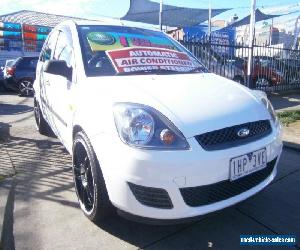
[0,93,299,250]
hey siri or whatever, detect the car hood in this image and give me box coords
[85,73,269,138]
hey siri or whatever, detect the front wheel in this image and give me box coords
[73,131,113,222]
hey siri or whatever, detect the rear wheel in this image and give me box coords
[73,131,113,222]
[19,78,33,96]
[34,98,53,136]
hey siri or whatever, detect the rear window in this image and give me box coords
[17,58,38,69]
[78,25,206,77]
[5,60,15,67]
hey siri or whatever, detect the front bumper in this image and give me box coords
[91,123,282,221]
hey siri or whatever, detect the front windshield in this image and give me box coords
[77,25,206,76]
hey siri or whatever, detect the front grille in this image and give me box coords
[180,158,277,207]
[195,120,272,151]
[128,182,173,209]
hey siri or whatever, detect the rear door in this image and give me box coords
[45,28,75,149]
[37,30,59,128]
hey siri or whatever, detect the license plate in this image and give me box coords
[230,148,267,181]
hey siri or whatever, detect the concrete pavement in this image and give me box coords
[269,93,300,112]
[0,93,299,249]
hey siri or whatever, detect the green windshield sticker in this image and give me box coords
[87,32,116,45]
[86,32,176,52]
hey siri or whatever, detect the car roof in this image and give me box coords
[13,56,39,64]
[19,56,39,59]
[58,19,161,33]
[74,19,124,26]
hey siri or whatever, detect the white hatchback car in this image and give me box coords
[34,20,282,224]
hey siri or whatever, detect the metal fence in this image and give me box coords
[181,35,300,92]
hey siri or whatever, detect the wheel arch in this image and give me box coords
[73,124,84,141]
[18,76,34,84]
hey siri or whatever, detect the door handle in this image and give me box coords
[45,80,50,86]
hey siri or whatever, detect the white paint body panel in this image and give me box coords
[34,21,283,220]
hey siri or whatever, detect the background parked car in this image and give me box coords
[275,58,300,85]
[243,56,284,87]
[1,59,15,91]
[0,65,4,87]
[4,56,38,96]
[223,57,246,83]
[3,59,16,79]
[196,46,246,84]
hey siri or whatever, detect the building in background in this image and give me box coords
[0,10,92,53]
[0,10,120,66]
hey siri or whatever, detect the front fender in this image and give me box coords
[71,101,117,153]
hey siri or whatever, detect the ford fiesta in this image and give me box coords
[33,20,282,223]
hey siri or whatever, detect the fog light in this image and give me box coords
[160,129,175,145]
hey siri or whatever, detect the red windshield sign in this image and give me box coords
[106,47,197,73]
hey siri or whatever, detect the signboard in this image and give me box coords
[0,22,21,31]
[211,30,235,56]
[183,25,236,56]
[106,47,198,73]
[0,21,51,52]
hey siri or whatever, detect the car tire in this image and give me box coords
[34,98,54,136]
[73,131,113,222]
[18,78,34,96]
[255,77,270,88]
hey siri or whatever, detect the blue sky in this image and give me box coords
[0,0,299,23]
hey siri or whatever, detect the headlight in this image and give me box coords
[113,103,190,150]
[261,97,278,125]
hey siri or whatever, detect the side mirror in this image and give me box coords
[44,60,72,81]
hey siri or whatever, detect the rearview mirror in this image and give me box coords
[44,60,72,81]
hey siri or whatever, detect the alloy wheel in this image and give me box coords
[19,80,33,96]
[73,142,95,213]
[256,78,269,88]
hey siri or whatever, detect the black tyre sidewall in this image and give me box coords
[73,131,112,222]
[34,98,41,130]
[34,98,53,136]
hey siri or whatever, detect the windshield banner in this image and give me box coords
[87,32,175,51]
[106,47,197,73]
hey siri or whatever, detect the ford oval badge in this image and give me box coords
[237,128,250,138]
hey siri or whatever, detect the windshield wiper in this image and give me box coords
[187,66,207,73]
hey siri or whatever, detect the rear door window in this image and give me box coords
[53,31,73,66]
[53,30,75,81]
[40,30,59,62]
